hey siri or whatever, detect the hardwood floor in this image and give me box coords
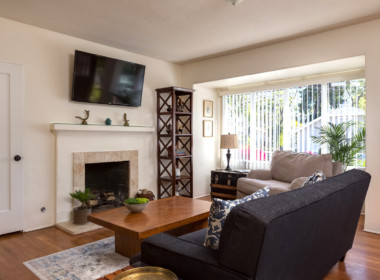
[0,214,379,279]
[324,216,380,279]
[0,225,114,279]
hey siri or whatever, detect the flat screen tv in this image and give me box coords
[71,50,145,107]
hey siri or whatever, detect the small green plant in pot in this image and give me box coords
[311,121,365,171]
[124,197,149,213]
[69,189,95,224]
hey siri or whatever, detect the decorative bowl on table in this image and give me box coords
[124,198,149,213]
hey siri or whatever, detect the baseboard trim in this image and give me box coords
[357,213,380,235]
[363,228,380,235]
[24,224,55,232]
[193,193,210,199]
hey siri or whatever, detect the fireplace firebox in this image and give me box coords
[85,161,129,212]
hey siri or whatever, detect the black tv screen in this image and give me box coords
[71,50,145,107]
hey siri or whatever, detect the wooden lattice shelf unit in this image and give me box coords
[156,86,194,199]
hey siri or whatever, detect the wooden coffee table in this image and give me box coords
[88,196,211,257]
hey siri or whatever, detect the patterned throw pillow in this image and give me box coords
[204,186,270,250]
[301,170,326,187]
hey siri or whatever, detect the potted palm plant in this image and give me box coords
[69,189,95,224]
[311,121,366,171]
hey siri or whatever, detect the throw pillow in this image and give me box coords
[301,170,326,187]
[204,186,270,250]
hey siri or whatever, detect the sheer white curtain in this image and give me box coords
[222,90,283,169]
[222,79,366,170]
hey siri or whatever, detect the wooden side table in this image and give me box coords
[210,169,250,200]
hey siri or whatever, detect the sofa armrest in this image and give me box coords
[141,233,250,280]
[247,169,272,180]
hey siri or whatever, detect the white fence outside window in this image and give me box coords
[222,79,366,170]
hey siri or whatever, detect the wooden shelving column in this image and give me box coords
[156,86,194,199]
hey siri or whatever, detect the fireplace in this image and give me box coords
[51,123,155,235]
[72,150,139,211]
[85,161,129,211]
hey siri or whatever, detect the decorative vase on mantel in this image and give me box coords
[105,118,112,125]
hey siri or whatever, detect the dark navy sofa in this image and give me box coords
[131,169,370,280]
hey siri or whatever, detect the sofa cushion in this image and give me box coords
[238,177,290,195]
[204,187,270,250]
[179,228,207,246]
[270,150,333,182]
[301,170,326,187]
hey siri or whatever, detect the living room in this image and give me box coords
[1,1,380,279]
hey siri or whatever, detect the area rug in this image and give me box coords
[24,237,129,280]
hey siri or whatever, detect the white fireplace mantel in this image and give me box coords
[50,123,155,133]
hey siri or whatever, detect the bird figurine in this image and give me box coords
[75,110,90,125]
[123,113,130,126]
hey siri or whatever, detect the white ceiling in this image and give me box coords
[1,0,380,64]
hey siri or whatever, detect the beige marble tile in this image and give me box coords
[111,151,124,162]
[95,152,106,163]
[84,152,96,163]
[123,151,130,161]
[73,164,84,188]
[129,150,138,163]
[73,185,83,192]
[73,152,84,166]
[84,152,105,163]
[56,221,102,235]
[130,168,139,196]
[104,151,114,162]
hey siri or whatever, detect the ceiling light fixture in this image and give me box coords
[225,0,244,6]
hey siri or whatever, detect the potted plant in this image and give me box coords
[124,197,149,213]
[69,189,95,224]
[311,121,366,171]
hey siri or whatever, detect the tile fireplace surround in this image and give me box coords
[72,150,138,197]
[57,150,139,235]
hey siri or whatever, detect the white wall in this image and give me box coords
[0,17,181,231]
[183,19,380,234]
[192,85,220,198]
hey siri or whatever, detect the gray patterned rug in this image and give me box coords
[24,237,129,280]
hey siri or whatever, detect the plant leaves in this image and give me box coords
[311,121,365,171]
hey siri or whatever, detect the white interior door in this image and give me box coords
[0,62,24,235]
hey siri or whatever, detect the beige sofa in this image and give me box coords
[237,150,342,197]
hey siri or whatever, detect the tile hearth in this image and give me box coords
[56,221,102,235]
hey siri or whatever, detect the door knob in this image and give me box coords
[14,155,22,161]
